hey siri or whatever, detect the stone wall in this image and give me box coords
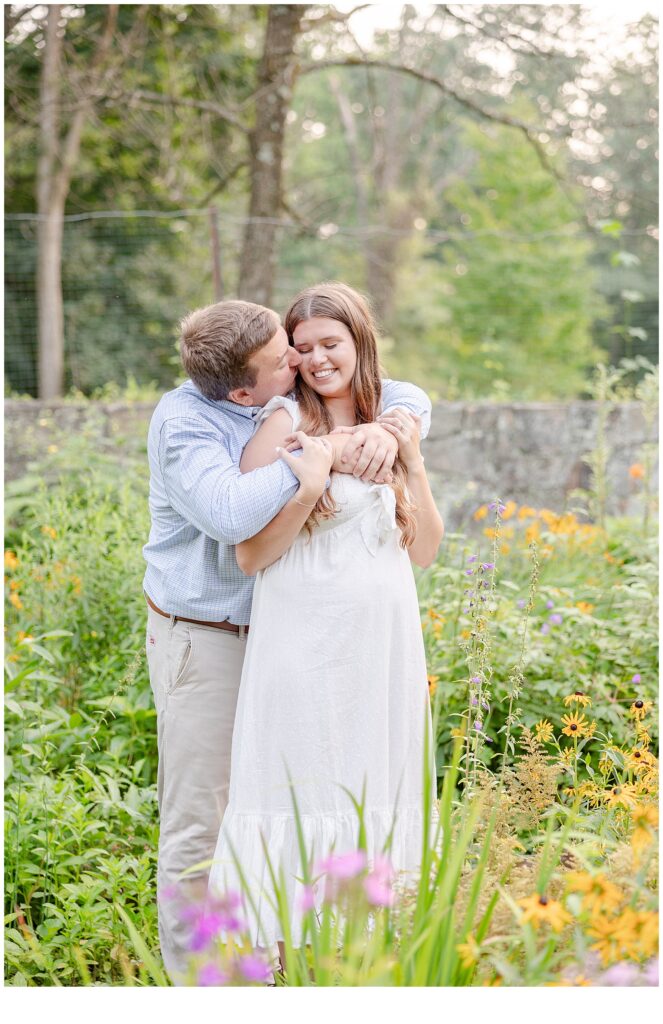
[5,399,657,530]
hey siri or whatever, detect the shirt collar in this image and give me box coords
[182,380,262,420]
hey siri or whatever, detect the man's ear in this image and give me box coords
[227,387,255,406]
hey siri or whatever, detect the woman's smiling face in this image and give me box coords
[292,317,357,398]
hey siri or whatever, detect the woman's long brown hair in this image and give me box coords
[284,282,417,548]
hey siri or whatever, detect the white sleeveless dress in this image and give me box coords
[209,397,435,947]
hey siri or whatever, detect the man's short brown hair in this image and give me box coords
[179,300,280,400]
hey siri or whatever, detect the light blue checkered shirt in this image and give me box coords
[142,378,432,624]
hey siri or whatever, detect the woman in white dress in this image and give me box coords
[209,282,444,951]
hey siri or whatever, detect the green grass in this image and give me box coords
[4,437,658,986]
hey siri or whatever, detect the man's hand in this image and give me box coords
[278,431,334,505]
[329,423,398,483]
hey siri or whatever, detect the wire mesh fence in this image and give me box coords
[4,209,658,397]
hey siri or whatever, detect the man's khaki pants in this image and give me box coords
[145,606,247,984]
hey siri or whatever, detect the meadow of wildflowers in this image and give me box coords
[4,427,658,986]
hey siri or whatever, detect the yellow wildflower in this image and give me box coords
[561,711,589,738]
[517,893,571,932]
[456,935,480,969]
[534,719,554,743]
[587,915,623,965]
[603,551,617,564]
[630,803,658,861]
[473,505,488,521]
[563,691,592,708]
[525,521,541,544]
[460,629,471,640]
[546,975,593,986]
[565,872,623,915]
[558,748,576,771]
[9,592,23,610]
[517,506,537,520]
[578,781,603,808]
[630,700,653,722]
[500,543,510,555]
[483,527,497,539]
[624,748,654,774]
[603,784,638,810]
[501,500,517,520]
[610,908,659,961]
[41,525,57,539]
[4,551,19,571]
[575,601,595,615]
[628,463,645,480]
[427,675,439,696]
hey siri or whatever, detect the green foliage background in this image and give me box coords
[4,5,658,397]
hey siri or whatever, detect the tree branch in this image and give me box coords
[300,4,372,32]
[298,58,565,137]
[439,4,564,60]
[128,88,247,133]
[197,160,249,208]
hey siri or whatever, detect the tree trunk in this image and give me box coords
[238,4,305,307]
[35,4,118,397]
[37,5,65,398]
[37,204,66,398]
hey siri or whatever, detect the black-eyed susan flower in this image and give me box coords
[587,915,622,965]
[517,893,572,932]
[561,711,589,738]
[630,700,653,721]
[565,871,623,915]
[563,691,592,708]
[603,784,638,810]
[608,908,659,962]
[624,747,655,774]
[577,781,602,807]
[534,719,554,743]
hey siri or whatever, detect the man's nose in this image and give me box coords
[288,347,302,367]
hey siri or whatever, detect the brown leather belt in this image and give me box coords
[145,594,249,634]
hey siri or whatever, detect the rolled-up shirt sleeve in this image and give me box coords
[381,379,432,439]
[159,417,299,545]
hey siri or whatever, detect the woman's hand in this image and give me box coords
[278,431,334,506]
[375,409,423,472]
[328,423,397,483]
